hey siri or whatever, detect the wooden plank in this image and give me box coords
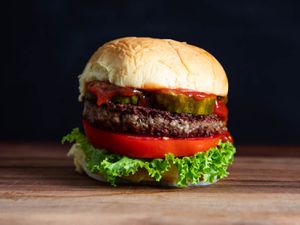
[0,144,299,225]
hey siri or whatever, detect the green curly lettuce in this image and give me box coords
[62,128,235,187]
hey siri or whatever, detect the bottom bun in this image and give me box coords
[68,144,217,187]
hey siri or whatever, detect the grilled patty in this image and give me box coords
[83,100,227,138]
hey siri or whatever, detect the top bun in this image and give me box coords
[79,37,228,99]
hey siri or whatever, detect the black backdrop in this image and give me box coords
[3,0,300,144]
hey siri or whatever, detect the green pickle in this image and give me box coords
[113,95,139,105]
[155,93,215,115]
[112,92,216,116]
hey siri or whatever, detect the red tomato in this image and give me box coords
[83,120,224,158]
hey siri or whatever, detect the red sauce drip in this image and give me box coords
[214,100,228,120]
[87,81,137,106]
[220,131,233,143]
[152,88,216,100]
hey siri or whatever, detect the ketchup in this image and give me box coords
[220,131,233,143]
[153,88,216,100]
[87,81,228,121]
[214,100,228,120]
[87,81,137,106]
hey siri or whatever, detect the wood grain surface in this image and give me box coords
[0,143,299,225]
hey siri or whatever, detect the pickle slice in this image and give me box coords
[111,92,216,116]
[112,95,139,105]
[155,93,215,115]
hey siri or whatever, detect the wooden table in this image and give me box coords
[0,143,299,225]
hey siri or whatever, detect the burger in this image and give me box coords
[62,37,235,187]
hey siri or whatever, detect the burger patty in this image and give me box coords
[83,100,227,138]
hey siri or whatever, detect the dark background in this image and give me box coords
[3,0,300,144]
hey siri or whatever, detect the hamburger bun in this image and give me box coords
[79,37,228,100]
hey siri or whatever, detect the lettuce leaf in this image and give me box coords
[62,128,235,187]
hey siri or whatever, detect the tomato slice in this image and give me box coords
[83,120,225,158]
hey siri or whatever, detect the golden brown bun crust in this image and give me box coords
[79,37,228,99]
